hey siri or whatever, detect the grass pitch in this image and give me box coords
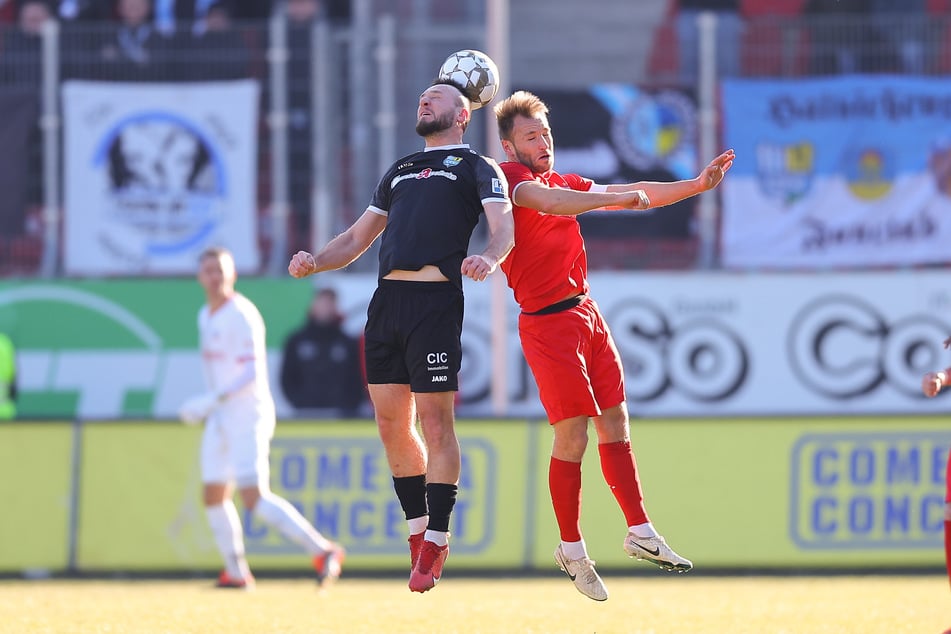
[0,574,947,634]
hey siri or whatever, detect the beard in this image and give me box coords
[514,146,551,174]
[415,111,455,137]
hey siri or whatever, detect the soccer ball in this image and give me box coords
[437,49,500,111]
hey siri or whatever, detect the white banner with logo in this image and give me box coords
[580,271,951,417]
[3,271,951,419]
[62,80,260,275]
[720,77,951,270]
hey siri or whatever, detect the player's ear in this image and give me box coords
[500,139,515,158]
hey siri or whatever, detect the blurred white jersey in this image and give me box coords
[198,293,275,423]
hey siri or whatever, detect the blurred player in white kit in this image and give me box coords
[179,246,345,589]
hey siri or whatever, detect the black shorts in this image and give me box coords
[363,279,463,392]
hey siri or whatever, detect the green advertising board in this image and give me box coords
[0,280,313,419]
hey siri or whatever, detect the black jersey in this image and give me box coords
[368,144,509,289]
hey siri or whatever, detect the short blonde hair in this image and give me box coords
[199,246,232,263]
[493,90,549,141]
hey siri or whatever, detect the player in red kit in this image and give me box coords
[493,90,734,601]
[921,335,951,609]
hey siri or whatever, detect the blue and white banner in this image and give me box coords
[721,76,951,270]
[62,80,260,275]
[531,85,699,239]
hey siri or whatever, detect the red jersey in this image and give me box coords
[499,162,595,314]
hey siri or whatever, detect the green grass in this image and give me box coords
[0,574,947,634]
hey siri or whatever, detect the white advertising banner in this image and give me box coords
[320,270,951,420]
[62,80,260,275]
[720,77,951,270]
[579,270,951,418]
[3,271,950,419]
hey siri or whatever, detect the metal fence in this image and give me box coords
[0,8,947,277]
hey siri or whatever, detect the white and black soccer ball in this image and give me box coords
[437,49,500,111]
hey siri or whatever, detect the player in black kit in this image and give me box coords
[288,79,514,593]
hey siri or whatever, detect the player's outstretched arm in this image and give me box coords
[514,180,651,216]
[288,209,387,278]
[608,148,735,209]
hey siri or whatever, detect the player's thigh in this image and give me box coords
[588,306,625,410]
[227,418,273,489]
[364,287,411,385]
[404,289,463,393]
[200,419,232,485]
[519,311,600,422]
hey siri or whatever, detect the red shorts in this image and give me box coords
[518,296,625,424]
[946,447,951,504]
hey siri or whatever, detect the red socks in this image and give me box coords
[550,441,650,541]
[549,457,583,542]
[598,440,650,526]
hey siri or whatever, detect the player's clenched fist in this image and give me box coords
[922,372,944,398]
[288,251,316,278]
[627,190,650,211]
[461,254,495,282]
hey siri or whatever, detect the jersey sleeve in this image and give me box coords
[500,161,536,202]
[368,168,394,216]
[475,156,510,205]
[562,172,596,192]
[228,309,258,364]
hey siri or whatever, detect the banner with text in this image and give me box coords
[4,418,944,573]
[75,422,533,570]
[531,85,699,240]
[721,76,951,269]
[62,80,260,275]
[2,270,951,419]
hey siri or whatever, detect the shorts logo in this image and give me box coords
[427,351,450,377]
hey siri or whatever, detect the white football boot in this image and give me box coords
[623,532,693,572]
[553,545,609,602]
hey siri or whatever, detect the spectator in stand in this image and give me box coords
[232,0,271,19]
[869,0,931,74]
[93,0,173,81]
[55,0,112,21]
[280,287,366,417]
[677,0,743,81]
[153,0,232,35]
[803,0,884,74]
[177,0,250,80]
[0,0,52,85]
